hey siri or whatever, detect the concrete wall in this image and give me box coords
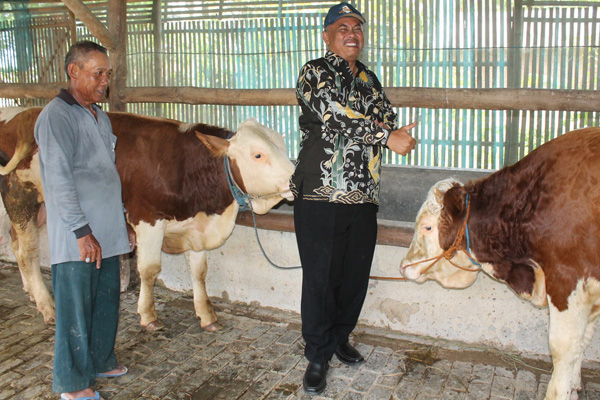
[2,166,600,364]
[162,225,600,364]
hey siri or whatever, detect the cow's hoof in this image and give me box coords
[40,309,56,325]
[201,321,223,332]
[142,320,165,331]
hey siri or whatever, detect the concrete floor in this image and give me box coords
[1,262,600,400]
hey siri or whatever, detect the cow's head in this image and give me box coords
[196,118,294,214]
[400,178,481,289]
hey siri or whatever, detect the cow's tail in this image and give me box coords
[0,141,33,175]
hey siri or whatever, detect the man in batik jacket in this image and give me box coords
[290,2,417,395]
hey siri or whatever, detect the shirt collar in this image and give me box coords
[324,50,366,77]
[57,88,102,111]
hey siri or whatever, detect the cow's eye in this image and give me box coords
[424,226,432,232]
[254,154,262,159]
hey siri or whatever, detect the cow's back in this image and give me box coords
[468,127,600,309]
[108,112,234,225]
[0,107,42,170]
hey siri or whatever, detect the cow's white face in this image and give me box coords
[228,118,294,214]
[401,179,480,289]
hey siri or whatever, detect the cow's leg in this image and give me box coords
[135,221,165,331]
[1,176,53,323]
[546,287,591,400]
[11,220,55,324]
[568,319,594,395]
[568,302,600,397]
[186,250,221,331]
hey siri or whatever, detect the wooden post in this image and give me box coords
[505,0,524,166]
[67,9,77,45]
[108,0,127,111]
[61,0,116,50]
[152,0,163,117]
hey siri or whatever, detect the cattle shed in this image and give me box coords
[1,0,600,368]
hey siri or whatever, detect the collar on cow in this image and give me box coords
[222,147,302,271]
[464,194,481,267]
[224,156,251,212]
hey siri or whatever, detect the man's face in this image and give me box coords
[69,51,112,105]
[322,17,364,63]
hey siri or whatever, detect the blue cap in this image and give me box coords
[323,2,366,29]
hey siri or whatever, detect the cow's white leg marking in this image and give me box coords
[12,220,55,324]
[570,288,600,396]
[569,318,594,395]
[135,221,165,330]
[546,280,598,400]
[186,250,220,330]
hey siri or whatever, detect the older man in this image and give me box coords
[291,2,417,394]
[35,41,135,400]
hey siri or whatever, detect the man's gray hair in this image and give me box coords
[64,40,108,79]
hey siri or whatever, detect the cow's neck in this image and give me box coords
[229,158,247,193]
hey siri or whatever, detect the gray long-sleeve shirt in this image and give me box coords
[34,89,130,265]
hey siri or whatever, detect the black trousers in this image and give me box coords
[294,194,378,364]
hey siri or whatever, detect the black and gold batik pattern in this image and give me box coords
[291,51,398,205]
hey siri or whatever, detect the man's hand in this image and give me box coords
[78,233,102,269]
[385,121,418,156]
[127,223,137,252]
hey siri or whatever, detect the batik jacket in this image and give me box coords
[290,51,398,205]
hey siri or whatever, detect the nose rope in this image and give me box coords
[370,194,481,281]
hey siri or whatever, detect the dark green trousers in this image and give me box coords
[51,256,121,393]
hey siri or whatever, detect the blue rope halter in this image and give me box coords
[221,139,300,270]
[464,193,481,267]
[223,156,251,212]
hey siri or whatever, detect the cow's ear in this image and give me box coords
[444,185,467,217]
[195,131,229,157]
[433,188,445,204]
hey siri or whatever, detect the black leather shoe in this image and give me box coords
[335,342,365,365]
[303,362,328,394]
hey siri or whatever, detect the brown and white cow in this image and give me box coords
[0,106,294,331]
[401,127,600,400]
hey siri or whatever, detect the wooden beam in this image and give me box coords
[25,0,139,3]
[120,87,600,112]
[0,83,66,99]
[235,211,414,247]
[3,84,600,113]
[61,0,116,50]
[121,87,297,106]
[385,88,600,112]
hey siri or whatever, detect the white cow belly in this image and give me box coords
[162,202,239,253]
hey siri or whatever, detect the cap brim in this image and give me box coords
[324,13,366,28]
